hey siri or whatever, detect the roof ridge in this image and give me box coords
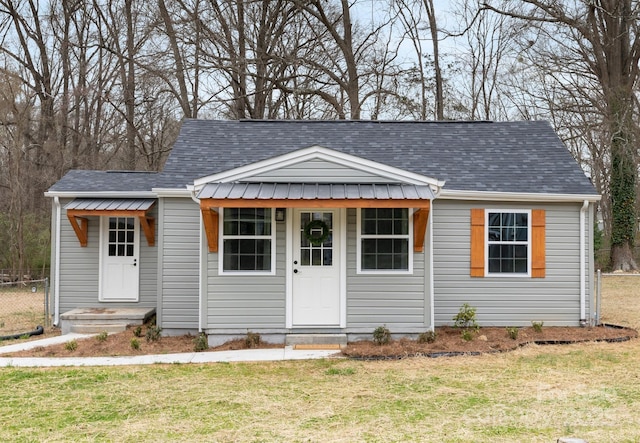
[233,119,496,124]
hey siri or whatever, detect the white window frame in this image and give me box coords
[219,207,276,276]
[356,208,413,274]
[485,209,531,277]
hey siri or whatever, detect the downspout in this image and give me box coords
[190,189,204,333]
[429,201,435,331]
[579,200,589,326]
[53,197,61,326]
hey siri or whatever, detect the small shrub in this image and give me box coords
[461,329,474,342]
[506,327,519,340]
[193,333,208,352]
[64,340,78,352]
[532,321,544,333]
[417,330,437,344]
[19,334,30,340]
[453,303,479,331]
[145,326,162,342]
[0,321,4,328]
[245,331,262,348]
[133,326,143,337]
[372,325,391,345]
[96,331,109,343]
[130,338,140,350]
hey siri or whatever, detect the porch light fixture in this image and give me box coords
[275,208,286,222]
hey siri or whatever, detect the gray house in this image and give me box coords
[46,120,601,345]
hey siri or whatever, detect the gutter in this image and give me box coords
[190,188,204,333]
[440,189,601,203]
[579,200,589,326]
[44,191,157,198]
[53,197,61,326]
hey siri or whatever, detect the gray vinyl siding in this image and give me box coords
[243,159,397,183]
[158,198,200,330]
[57,198,157,313]
[206,219,286,328]
[433,200,591,327]
[346,209,428,329]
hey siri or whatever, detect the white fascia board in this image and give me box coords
[152,188,192,197]
[193,145,445,189]
[44,191,157,199]
[439,189,602,203]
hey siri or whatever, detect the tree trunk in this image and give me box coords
[609,91,637,270]
[423,0,443,120]
[124,0,136,169]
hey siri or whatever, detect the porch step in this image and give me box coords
[285,334,347,346]
[60,307,155,335]
[70,323,128,334]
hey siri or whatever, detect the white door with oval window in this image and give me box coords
[292,209,340,326]
[100,217,140,301]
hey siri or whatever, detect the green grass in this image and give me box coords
[1,276,640,442]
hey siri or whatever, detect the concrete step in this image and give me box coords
[70,323,128,334]
[285,333,347,346]
[60,307,155,334]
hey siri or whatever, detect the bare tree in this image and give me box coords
[450,0,517,120]
[484,0,640,271]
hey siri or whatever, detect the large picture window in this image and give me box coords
[487,211,529,275]
[358,208,411,272]
[221,208,274,273]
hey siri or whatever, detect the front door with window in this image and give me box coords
[292,209,340,326]
[100,217,140,301]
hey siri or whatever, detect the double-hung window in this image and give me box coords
[358,208,411,273]
[221,208,274,274]
[487,210,530,275]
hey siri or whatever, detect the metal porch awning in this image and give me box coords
[64,198,157,247]
[64,198,156,212]
[197,182,435,202]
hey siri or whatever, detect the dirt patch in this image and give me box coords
[342,325,637,359]
[4,323,636,359]
[6,324,283,357]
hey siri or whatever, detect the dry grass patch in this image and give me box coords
[2,348,640,442]
[600,274,640,329]
[1,275,639,442]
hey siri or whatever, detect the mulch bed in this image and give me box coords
[342,324,638,360]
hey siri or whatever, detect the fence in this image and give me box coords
[594,246,640,270]
[0,278,50,336]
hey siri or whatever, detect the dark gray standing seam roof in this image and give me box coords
[197,183,435,200]
[64,198,156,211]
[48,119,598,196]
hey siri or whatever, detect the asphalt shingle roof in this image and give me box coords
[48,170,160,193]
[49,119,598,196]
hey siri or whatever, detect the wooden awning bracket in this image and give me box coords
[139,216,156,247]
[66,209,156,247]
[200,206,219,253]
[67,214,89,247]
[413,207,430,253]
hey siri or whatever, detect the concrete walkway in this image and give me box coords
[0,334,341,367]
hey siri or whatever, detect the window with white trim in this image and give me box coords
[487,211,529,274]
[222,208,274,273]
[359,208,411,272]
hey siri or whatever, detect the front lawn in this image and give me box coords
[1,275,639,442]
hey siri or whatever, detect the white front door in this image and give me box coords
[100,217,140,301]
[292,209,340,326]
